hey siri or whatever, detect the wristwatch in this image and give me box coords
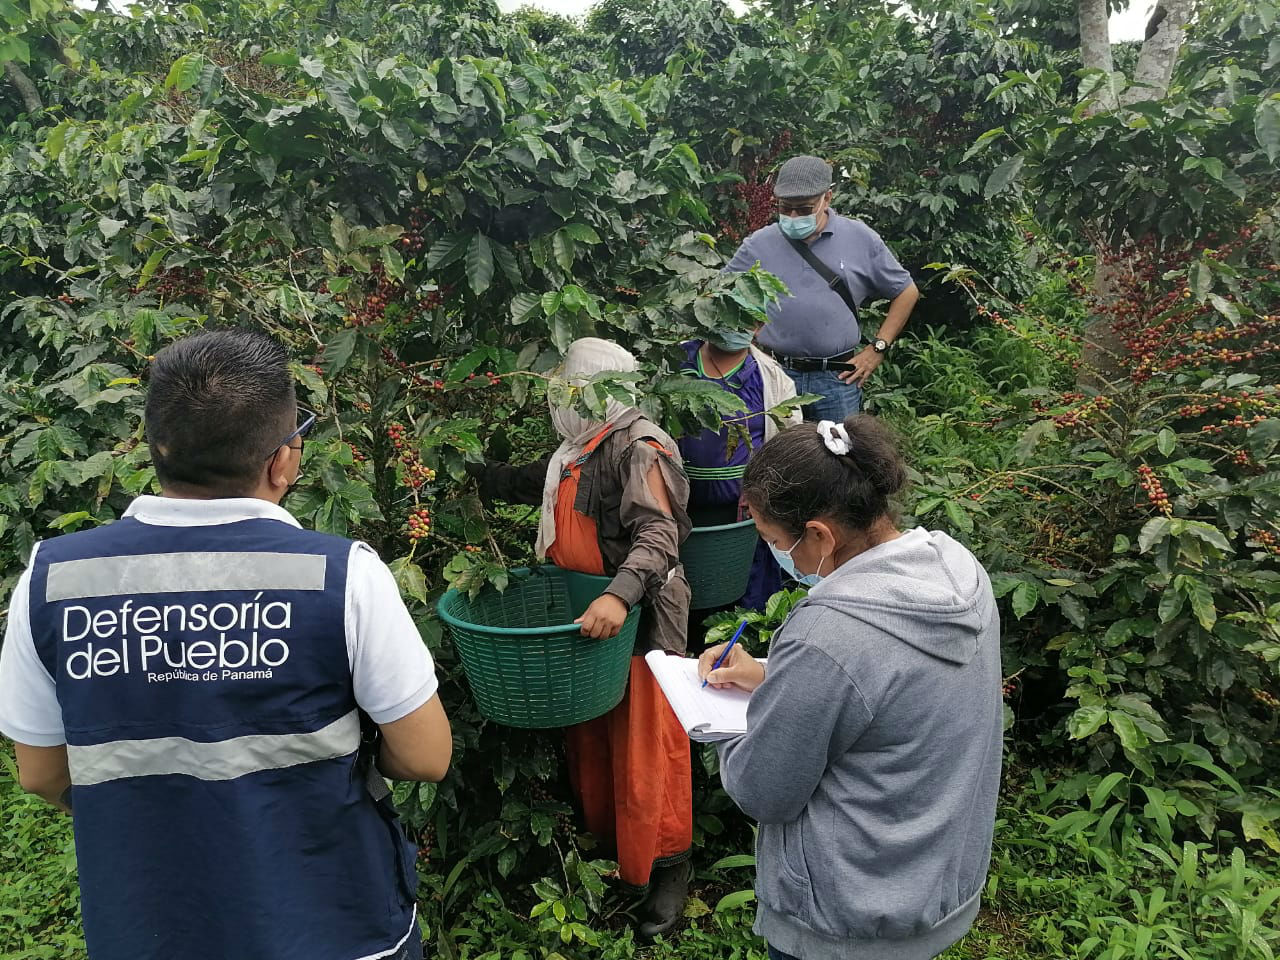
[873,338,891,354]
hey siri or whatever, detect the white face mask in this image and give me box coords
[550,403,593,443]
[767,530,829,588]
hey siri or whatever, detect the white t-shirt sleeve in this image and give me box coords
[0,547,67,747]
[344,543,439,725]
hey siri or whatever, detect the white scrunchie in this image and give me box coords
[817,420,852,455]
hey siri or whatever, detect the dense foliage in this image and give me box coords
[2,0,1279,956]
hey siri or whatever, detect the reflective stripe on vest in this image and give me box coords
[67,709,361,786]
[46,551,327,601]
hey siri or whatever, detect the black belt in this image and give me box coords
[764,347,859,372]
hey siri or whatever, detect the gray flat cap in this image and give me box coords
[773,155,833,199]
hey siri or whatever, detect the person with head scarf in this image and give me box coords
[471,337,695,938]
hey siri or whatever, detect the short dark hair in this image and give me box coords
[145,329,295,496]
[742,414,907,537]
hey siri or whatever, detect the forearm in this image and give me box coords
[608,517,681,607]
[15,743,72,813]
[878,283,919,344]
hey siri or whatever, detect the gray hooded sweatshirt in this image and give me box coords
[717,528,1002,960]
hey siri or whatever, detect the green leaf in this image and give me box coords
[97,217,126,239]
[560,223,600,244]
[322,327,359,374]
[1138,517,1174,553]
[466,233,494,295]
[1190,261,1212,301]
[165,54,205,92]
[1242,812,1280,854]
[446,347,493,383]
[683,897,712,918]
[943,499,973,534]
[510,292,541,325]
[1108,711,1148,752]
[0,34,31,64]
[388,557,427,605]
[714,889,756,913]
[983,155,1024,199]
[598,88,630,126]
[1156,428,1176,456]
[1158,584,1185,622]
[1089,772,1127,811]
[1256,98,1280,165]
[709,854,756,870]
[1058,593,1088,629]
[323,74,362,131]
[426,234,469,270]
[138,247,166,288]
[552,230,576,272]
[1011,580,1039,618]
[1067,705,1108,740]
[1208,293,1239,324]
[1015,419,1057,461]
[381,245,405,283]
[1180,575,1217,631]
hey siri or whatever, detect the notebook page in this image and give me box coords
[645,651,759,740]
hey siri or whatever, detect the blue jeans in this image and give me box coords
[784,367,863,422]
[768,947,800,960]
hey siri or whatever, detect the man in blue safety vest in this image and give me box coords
[0,328,452,960]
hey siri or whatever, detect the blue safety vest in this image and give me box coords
[28,516,417,960]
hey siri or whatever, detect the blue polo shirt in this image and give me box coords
[725,213,913,359]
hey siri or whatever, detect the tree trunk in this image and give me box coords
[1077,0,1115,110]
[1079,245,1130,389]
[1122,0,1194,105]
[4,60,43,114]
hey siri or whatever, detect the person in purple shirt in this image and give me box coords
[678,330,802,610]
[724,155,920,420]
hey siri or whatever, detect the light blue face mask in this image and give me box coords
[779,213,818,240]
[710,329,755,352]
[768,531,828,588]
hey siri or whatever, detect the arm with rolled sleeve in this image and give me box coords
[605,442,689,608]
[345,543,451,781]
[0,550,73,811]
[716,612,873,824]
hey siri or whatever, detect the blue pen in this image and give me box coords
[703,619,749,688]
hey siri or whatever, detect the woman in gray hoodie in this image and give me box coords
[698,415,1002,960]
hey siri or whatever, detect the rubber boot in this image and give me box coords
[637,859,692,941]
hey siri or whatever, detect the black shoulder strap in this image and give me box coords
[357,709,399,820]
[787,237,859,321]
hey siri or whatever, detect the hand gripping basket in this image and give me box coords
[679,517,759,610]
[436,566,639,728]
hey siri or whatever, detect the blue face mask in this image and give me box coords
[768,531,828,588]
[710,329,755,352]
[779,213,818,240]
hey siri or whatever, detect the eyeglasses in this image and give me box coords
[267,405,318,459]
[777,199,823,216]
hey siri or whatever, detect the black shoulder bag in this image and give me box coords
[787,237,859,323]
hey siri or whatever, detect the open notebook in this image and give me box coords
[644,649,765,742]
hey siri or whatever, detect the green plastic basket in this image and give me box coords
[679,517,759,609]
[437,566,639,729]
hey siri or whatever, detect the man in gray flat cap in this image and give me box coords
[724,155,919,420]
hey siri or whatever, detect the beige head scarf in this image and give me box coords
[537,337,640,559]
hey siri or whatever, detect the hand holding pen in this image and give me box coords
[697,620,766,693]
